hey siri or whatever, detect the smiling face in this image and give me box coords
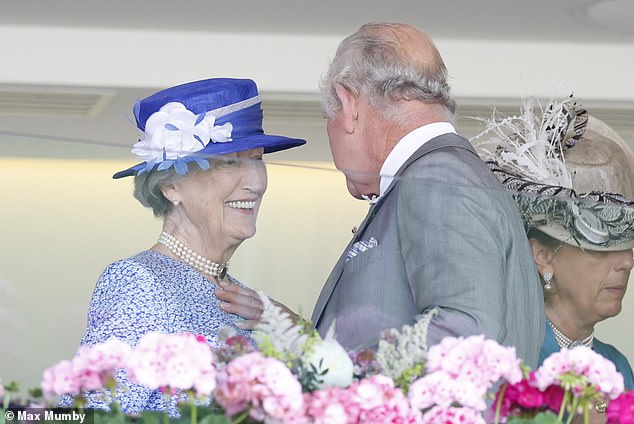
[546,244,634,326]
[169,148,267,250]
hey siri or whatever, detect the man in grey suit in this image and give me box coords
[216,22,544,367]
[309,22,544,367]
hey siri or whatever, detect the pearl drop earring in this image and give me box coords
[543,272,553,290]
[172,199,180,206]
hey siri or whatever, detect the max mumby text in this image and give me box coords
[4,409,86,423]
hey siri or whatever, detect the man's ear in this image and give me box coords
[334,84,358,134]
[529,238,554,276]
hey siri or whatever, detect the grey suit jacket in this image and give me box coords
[311,132,545,368]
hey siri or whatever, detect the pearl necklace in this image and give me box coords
[548,320,593,349]
[157,232,228,279]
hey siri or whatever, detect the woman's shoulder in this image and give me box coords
[594,338,629,361]
[101,250,182,278]
[95,251,180,293]
[594,338,634,386]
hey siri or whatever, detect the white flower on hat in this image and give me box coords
[132,102,233,164]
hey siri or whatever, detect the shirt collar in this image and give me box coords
[379,122,456,196]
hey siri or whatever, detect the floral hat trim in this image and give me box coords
[474,95,634,251]
[130,94,261,176]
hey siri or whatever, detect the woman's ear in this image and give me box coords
[334,84,358,134]
[159,182,177,203]
[529,238,554,276]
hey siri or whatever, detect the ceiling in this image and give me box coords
[2,0,634,43]
[1,0,634,162]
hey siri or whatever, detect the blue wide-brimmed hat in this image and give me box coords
[113,78,306,179]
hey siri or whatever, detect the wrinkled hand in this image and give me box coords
[215,280,301,330]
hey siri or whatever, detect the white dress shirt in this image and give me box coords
[379,122,457,197]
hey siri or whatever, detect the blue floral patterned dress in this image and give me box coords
[60,250,253,415]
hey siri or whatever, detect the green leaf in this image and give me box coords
[28,387,43,398]
[140,411,163,424]
[533,411,561,424]
[199,414,231,424]
[94,411,128,424]
[5,382,19,393]
[507,411,560,424]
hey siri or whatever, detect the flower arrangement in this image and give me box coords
[1,299,633,424]
[493,346,626,424]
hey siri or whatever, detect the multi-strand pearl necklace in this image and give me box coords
[157,232,228,279]
[548,320,593,349]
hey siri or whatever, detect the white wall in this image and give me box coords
[3,25,634,101]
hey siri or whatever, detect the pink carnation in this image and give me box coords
[71,337,132,391]
[304,386,357,424]
[215,352,305,423]
[542,384,565,413]
[126,332,216,397]
[305,375,420,424]
[420,405,485,424]
[506,375,544,409]
[491,371,570,421]
[411,335,522,412]
[607,390,634,424]
[534,346,624,399]
[41,338,132,399]
[354,375,421,423]
[426,335,521,387]
[410,371,486,411]
[41,360,81,398]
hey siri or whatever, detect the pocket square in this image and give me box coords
[345,237,378,262]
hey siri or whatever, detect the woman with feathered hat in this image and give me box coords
[475,96,634,418]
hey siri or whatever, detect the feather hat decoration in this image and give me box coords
[472,94,634,252]
[473,95,585,189]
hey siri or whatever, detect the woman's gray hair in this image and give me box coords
[134,160,212,217]
[133,159,234,216]
[133,167,183,217]
[320,22,456,122]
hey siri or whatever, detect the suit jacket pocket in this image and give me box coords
[345,244,383,273]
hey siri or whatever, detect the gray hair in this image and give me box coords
[134,159,217,217]
[320,22,456,122]
[133,167,183,217]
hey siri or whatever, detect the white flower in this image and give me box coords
[304,338,354,389]
[376,307,437,381]
[132,102,232,163]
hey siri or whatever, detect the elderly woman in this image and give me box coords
[475,96,634,420]
[68,78,305,413]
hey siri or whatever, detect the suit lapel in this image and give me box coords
[311,133,478,326]
[311,201,377,324]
